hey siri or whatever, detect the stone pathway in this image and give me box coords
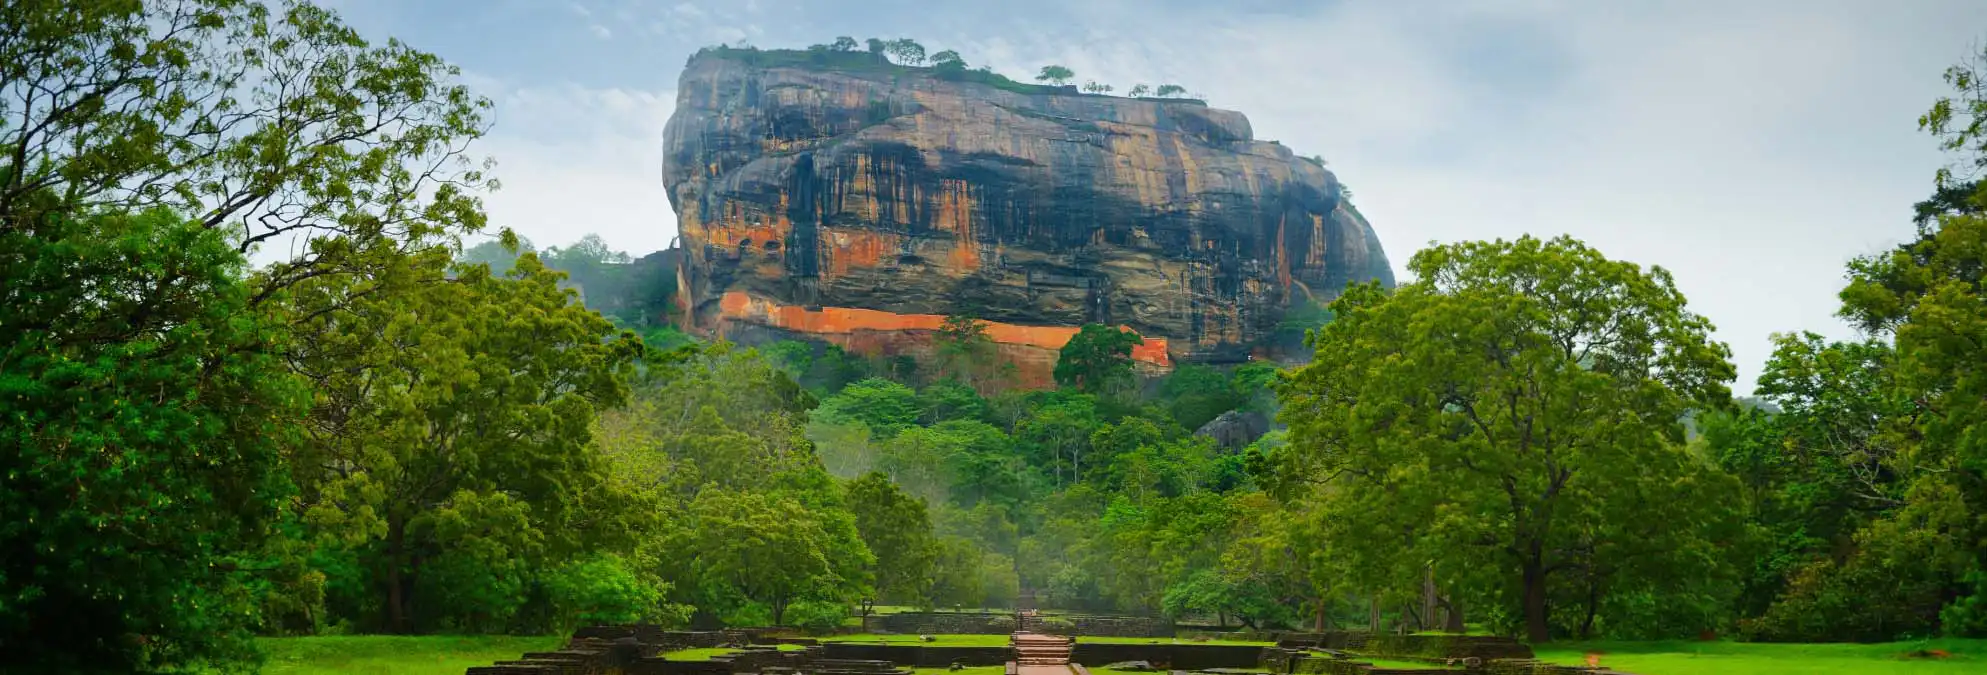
[1012,632,1075,675]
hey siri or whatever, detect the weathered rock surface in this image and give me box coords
[1193,410,1272,451]
[663,49,1393,383]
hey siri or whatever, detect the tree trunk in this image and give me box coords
[386,517,408,634]
[1523,560,1551,643]
[1314,599,1326,632]
[1422,566,1437,632]
[1369,593,1381,632]
[1579,574,1601,639]
[1438,596,1465,633]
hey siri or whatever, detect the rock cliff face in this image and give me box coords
[663,49,1393,385]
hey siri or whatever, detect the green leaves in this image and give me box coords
[1278,235,1743,641]
[1,0,494,303]
[284,248,641,632]
[1053,323,1144,394]
[0,208,302,672]
[848,473,938,604]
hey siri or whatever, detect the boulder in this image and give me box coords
[1194,410,1271,450]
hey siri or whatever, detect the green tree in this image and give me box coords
[1805,47,1987,638]
[687,490,871,625]
[886,38,926,65]
[1129,84,1151,97]
[1082,81,1114,94]
[540,554,672,630]
[866,37,886,55]
[1054,324,1144,394]
[1036,65,1076,86]
[1155,84,1186,98]
[935,314,1014,392]
[920,380,991,425]
[848,473,938,604]
[817,378,923,438]
[0,0,490,667]
[878,427,963,508]
[832,36,858,51]
[937,420,1028,510]
[0,0,492,300]
[459,232,536,277]
[1159,364,1245,430]
[0,209,304,672]
[286,251,642,632]
[1018,394,1102,485]
[930,49,967,74]
[1275,236,1743,642]
[928,536,986,609]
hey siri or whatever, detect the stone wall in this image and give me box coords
[1176,629,1313,643]
[1063,615,1173,637]
[1358,635,1533,661]
[1272,632,1531,661]
[1481,660,1636,675]
[569,626,734,651]
[467,628,822,675]
[1069,643,1265,669]
[866,612,1016,634]
[820,643,1014,667]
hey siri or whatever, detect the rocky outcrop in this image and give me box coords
[1194,410,1272,450]
[663,48,1393,384]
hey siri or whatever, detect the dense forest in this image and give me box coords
[5,1,1987,673]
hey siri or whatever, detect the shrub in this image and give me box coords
[723,601,776,628]
[542,554,668,630]
[786,600,853,633]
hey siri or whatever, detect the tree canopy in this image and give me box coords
[1274,235,1745,642]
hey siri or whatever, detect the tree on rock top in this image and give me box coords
[1036,65,1075,86]
[1054,324,1144,394]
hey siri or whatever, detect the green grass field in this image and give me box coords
[1532,639,1987,675]
[254,635,563,675]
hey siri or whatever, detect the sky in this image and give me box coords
[320,0,1987,394]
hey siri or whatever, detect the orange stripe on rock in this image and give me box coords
[717,291,1172,367]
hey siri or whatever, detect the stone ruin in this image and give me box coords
[465,623,1643,675]
[1261,632,1640,675]
[465,626,911,675]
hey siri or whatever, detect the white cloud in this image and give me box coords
[929,0,1987,393]
[590,23,612,39]
[467,79,679,256]
[404,0,1985,394]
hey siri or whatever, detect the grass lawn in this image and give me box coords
[663,644,810,660]
[1532,639,1987,675]
[663,647,743,661]
[255,635,563,675]
[822,633,1015,647]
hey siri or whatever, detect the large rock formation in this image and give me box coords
[663,48,1393,385]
